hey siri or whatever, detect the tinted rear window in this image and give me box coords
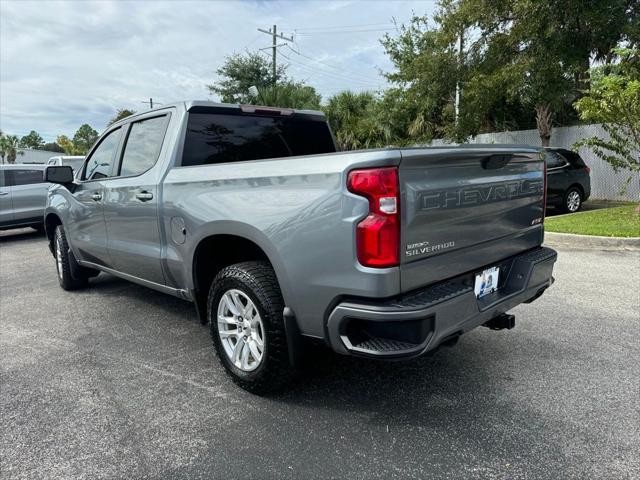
[10,169,44,186]
[181,112,335,167]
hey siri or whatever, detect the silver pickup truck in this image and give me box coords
[43,101,557,394]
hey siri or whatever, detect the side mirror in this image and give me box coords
[44,165,74,185]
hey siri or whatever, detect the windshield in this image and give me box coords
[64,158,85,171]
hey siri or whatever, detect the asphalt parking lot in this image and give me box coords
[1,229,638,479]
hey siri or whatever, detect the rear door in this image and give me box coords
[103,113,170,284]
[399,147,545,292]
[67,127,123,266]
[545,150,569,204]
[8,168,48,224]
[0,169,13,225]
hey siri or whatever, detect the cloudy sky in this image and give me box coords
[0,0,436,142]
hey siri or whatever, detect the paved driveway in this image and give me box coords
[1,229,638,479]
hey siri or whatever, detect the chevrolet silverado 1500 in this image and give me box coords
[43,101,557,393]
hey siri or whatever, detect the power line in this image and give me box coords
[278,51,379,86]
[293,22,394,32]
[278,50,382,88]
[285,45,381,84]
[241,33,263,51]
[295,28,395,36]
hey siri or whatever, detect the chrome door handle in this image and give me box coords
[135,191,153,201]
[91,193,102,201]
[0,192,8,196]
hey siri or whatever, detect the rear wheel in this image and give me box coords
[208,261,295,394]
[562,187,583,213]
[54,225,91,290]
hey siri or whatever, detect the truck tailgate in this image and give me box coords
[399,147,545,293]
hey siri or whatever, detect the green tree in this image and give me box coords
[72,124,98,155]
[0,134,23,164]
[19,130,44,149]
[42,142,65,153]
[382,0,636,145]
[574,48,640,194]
[0,132,7,163]
[56,135,78,155]
[381,16,465,143]
[323,91,392,150]
[207,52,287,103]
[108,108,136,126]
[248,81,322,110]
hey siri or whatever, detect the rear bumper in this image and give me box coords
[326,246,557,358]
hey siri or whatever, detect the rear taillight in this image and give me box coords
[347,167,400,268]
[585,165,591,174]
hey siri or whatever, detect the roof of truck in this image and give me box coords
[0,163,47,170]
[110,100,326,129]
[406,144,543,152]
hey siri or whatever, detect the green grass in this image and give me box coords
[545,204,640,237]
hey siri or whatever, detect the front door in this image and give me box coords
[103,114,170,285]
[67,127,123,267]
[8,168,49,225]
[0,169,13,226]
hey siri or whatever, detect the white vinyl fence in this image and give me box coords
[431,124,639,202]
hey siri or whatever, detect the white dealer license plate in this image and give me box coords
[474,267,500,299]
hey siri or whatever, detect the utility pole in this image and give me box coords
[455,28,464,127]
[141,98,161,109]
[257,25,294,85]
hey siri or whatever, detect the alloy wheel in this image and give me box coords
[55,236,63,279]
[216,289,265,372]
[567,190,581,212]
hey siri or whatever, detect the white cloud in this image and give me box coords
[0,0,435,141]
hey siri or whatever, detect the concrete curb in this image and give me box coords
[544,231,640,250]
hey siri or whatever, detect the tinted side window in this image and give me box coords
[11,169,44,186]
[561,150,586,167]
[83,128,121,180]
[546,151,565,168]
[182,112,335,167]
[119,116,168,177]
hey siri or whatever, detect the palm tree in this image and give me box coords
[249,82,322,110]
[1,134,23,164]
[0,131,9,164]
[323,91,391,150]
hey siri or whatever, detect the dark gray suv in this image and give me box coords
[0,164,48,231]
[545,148,591,213]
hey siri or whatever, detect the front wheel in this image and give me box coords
[562,187,583,213]
[208,261,295,394]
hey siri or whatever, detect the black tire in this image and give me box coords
[54,225,89,290]
[561,187,583,213]
[208,261,295,394]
